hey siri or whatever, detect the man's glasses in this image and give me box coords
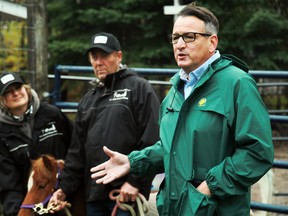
[168,32,212,44]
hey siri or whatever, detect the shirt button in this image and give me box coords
[171,192,175,197]
[172,152,176,156]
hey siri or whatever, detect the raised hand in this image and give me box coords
[90,146,130,184]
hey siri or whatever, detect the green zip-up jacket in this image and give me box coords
[128,55,274,216]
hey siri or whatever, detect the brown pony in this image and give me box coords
[18,155,86,216]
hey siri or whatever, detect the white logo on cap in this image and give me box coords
[1,74,15,85]
[94,36,108,44]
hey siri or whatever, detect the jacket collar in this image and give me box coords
[170,54,249,89]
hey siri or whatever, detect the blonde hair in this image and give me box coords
[0,84,32,111]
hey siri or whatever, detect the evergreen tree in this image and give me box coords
[47,0,174,68]
[47,0,288,70]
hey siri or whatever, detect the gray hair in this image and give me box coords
[177,2,219,35]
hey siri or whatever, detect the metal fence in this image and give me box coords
[50,65,288,110]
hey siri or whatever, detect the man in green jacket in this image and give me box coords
[91,3,274,216]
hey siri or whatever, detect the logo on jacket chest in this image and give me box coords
[39,122,61,141]
[109,89,131,101]
[198,97,207,107]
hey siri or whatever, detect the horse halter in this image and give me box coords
[20,164,61,215]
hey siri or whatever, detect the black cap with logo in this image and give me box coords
[87,32,121,54]
[0,72,24,95]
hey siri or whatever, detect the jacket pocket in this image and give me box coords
[156,178,166,215]
[5,139,30,165]
[179,181,218,216]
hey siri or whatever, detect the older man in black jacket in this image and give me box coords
[50,32,160,216]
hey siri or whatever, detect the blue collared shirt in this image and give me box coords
[179,50,221,99]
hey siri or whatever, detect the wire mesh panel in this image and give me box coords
[0,1,29,76]
[0,0,47,98]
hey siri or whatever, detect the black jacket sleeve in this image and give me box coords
[126,77,160,199]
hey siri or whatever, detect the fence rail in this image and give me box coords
[50,65,288,109]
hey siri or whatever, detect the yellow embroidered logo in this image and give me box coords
[198,98,207,107]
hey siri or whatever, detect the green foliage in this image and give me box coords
[46,0,288,70]
[199,0,288,70]
[0,21,28,72]
[47,0,174,68]
[242,10,288,69]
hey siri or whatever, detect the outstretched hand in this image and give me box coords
[90,146,130,184]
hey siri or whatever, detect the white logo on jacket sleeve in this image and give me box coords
[39,122,63,141]
[109,89,131,101]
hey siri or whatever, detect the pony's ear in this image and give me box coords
[57,159,65,169]
[42,155,56,172]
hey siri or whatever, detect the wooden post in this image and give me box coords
[27,0,48,100]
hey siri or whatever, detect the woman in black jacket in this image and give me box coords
[0,72,74,216]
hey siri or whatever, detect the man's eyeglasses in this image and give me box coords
[167,32,212,44]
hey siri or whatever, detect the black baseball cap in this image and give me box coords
[0,72,24,95]
[87,32,121,54]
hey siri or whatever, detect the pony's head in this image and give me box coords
[18,155,64,216]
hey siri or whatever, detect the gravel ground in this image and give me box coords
[268,142,288,216]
